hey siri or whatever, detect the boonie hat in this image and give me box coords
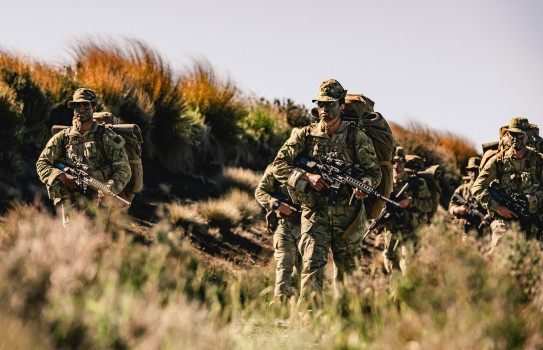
[312,79,347,103]
[506,117,531,133]
[393,147,406,161]
[68,88,97,107]
[465,156,481,171]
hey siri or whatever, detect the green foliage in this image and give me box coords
[3,204,543,348]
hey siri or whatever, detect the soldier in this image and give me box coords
[472,117,543,254]
[36,88,131,228]
[382,147,433,274]
[255,163,302,306]
[273,79,382,304]
[449,156,490,237]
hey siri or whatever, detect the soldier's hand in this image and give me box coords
[58,173,79,191]
[496,205,517,219]
[278,202,297,216]
[302,173,330,192]
[399,197,412,209]
[453,205,469,215]
[354,180,371,199]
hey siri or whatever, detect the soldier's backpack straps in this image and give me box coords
[495,150,505,181]
[93,124,109,163]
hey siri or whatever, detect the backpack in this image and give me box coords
[405,155,442,220]
[51,112,143,202]
[343,94,395,219]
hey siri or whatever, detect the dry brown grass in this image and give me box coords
[216,167,262,193]
[390,121,478,174]
[0,51,70,100]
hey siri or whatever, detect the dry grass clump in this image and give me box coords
[224,189,262,224]
[391,121,478,174]
[216,167,262,194]
[199,198,242,230]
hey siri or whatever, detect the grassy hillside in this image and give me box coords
[3,39,527,349]
[0,38,476,210]
[1,200,543,349]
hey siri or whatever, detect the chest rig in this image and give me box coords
[61,125,110,173]
[495,150,542,195]
[303,121,359,174]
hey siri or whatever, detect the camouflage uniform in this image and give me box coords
[36,88,131,227]
[273,79,382,302]
[255,164,302,303]
[383,148,433,274]
[472,118,543,253]
[449,156,489,236]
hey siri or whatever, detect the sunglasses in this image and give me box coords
[508,132,525,139]
[72,102,92,109]
[317,101,338,108]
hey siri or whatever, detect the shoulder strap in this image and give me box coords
[496,150,505,180]
[94,124,108,161]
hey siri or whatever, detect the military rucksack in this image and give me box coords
[343,94,395,219]
[51,112,143,202]
[405,155,442,220]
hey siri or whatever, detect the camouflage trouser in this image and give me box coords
[382,228,418,275]
[488,219,540,255]
[273,219,302,302]
[58,194,111,229]
[298,204,365,304]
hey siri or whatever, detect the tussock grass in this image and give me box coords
[2,204,543,348]
[216,167,262,194]
[200,198,242,229]
[224,189,262,224]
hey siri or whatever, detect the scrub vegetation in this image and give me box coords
[2,39,538,349]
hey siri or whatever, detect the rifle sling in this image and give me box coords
[341,200,363,240]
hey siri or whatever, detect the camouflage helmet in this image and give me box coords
[312,79,347,103]
[393,147,406,162]
[67,88,98,107]
[465,156,481,171]
[506,117,531,133]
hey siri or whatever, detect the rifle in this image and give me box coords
[55,162,131,208]
[296,155,400,208]
[451,193,491,230]
[362,175,419,242]
[488,184,543,236]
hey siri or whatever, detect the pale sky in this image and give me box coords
[2,0,542,152]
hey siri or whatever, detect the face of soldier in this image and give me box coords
[467,170,478,181]
[509,131,528,151]
[73,102,94,124]
[393,159,405,174]
[317,101,341,121]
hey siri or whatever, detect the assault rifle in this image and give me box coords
[362,175,419,242]
[451,193,491,229]
[488,184,543,236]
[296,156,401,208]
[55,162,131,208]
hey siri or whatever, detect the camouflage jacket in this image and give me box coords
[273,120,382,208]
[385,171,433,231]
[36,120,131,203]
[448,179,475,216]
[472,147,543,216]
[255,165,300,222]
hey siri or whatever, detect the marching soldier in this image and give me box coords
[449,156,490,237]
[382,147,433,274]
[472,117,543,254]
[273,79,381,305]
[255,163,302,306]
[36,88,131,228]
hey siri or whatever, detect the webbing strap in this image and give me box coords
[341,201,363,240]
